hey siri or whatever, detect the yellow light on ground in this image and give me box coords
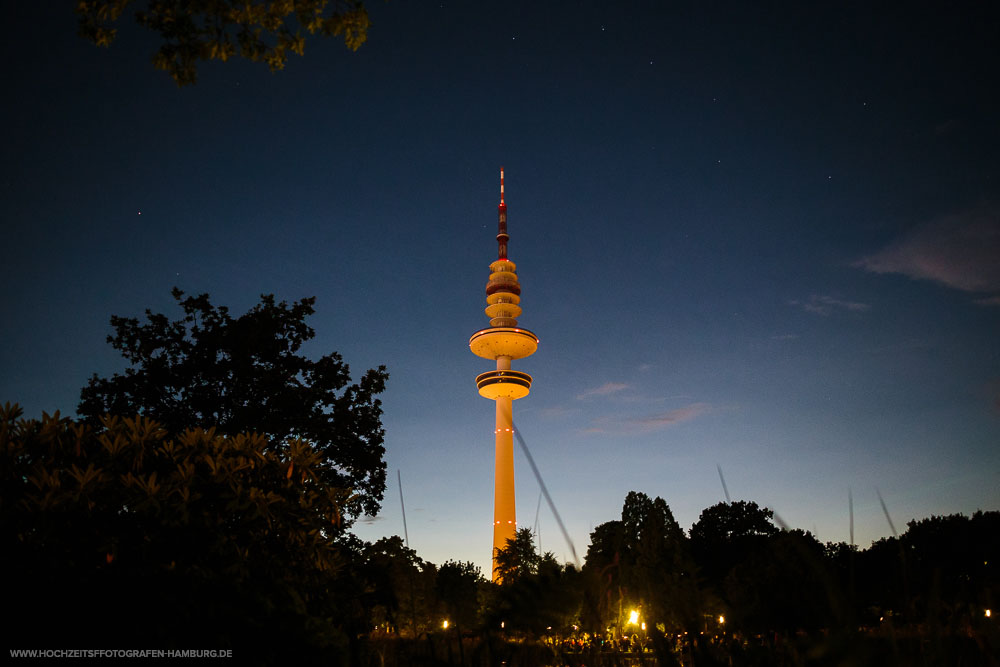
[718,615,725,625]
[628,610,639,625]
[442,620,449,630]
[641,622,646,631]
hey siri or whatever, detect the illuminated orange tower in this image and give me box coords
[469,168,539,581]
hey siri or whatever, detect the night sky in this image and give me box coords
[2,1,998,576]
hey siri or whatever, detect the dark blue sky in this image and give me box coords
[2,1,998,574]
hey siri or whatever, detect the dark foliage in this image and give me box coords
[487,528,582,636]
[79,288,388,519]
[494,527,542,585]
[362,536,439,636]
[689,500,779,587]
[581,492,700,665]
[1,405,356,661]
[437,560,484,628]
[76,0,369,86]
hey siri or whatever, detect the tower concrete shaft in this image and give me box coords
[469,168,538,581]
[493,393,515,568]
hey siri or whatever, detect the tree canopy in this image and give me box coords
[362,536,439,636]
[489,528,580,636]
[78,288,388,519]
[76,0,370,86]
[689,500,779,545]
[494,527,542,585]
[1,404,354,656]
[689,500,779,589]
[436,560,485,636]
[583,491,698,646]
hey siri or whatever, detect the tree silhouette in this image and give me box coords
[490,528,579,636]
[582,491,699,657]
[581,520,624,633]
[436,560,484,628]
[617,490,700,656]
[78,288,388,519]
[363,536,437,636]
[494,527,541,585]
[724,528,832,633]
[689,500,778,591]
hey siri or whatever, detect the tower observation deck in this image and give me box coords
[469,168,538,582]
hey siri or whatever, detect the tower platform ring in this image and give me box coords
[476,369,532,400]
[469,327,539,360]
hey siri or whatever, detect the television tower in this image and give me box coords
[469,168,539,582]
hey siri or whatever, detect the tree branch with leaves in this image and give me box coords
[76,0,370,85]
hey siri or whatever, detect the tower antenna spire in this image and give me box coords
[497,167,508,260]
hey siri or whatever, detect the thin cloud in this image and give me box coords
[634,403,711,429]
[577,382,629,400]
[789,294,870,316]
[855,204,1000,296]
[539,405,582,419]
[582,402,711,435]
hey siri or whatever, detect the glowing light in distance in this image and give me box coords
[718,615,725,624]
[628,610,639,625]
[442,620,449,629]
